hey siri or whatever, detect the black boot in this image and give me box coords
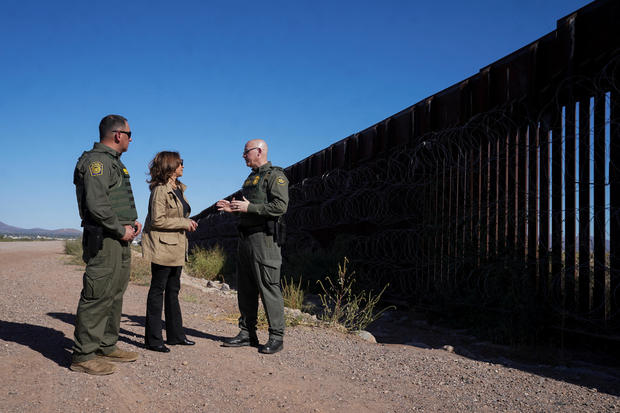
[259,338,283,354]
[222,331,259,347]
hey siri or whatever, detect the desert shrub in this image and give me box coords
[317,257,394,331]
[186,245,227,281]
[65,238,83,257]
[282,276,306,310]
[64,238,84,265]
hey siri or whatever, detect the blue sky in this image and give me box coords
[0,0,592,229]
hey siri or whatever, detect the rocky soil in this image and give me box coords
[1,241,619,412]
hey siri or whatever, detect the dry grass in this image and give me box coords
[181,292,199,303]
[282,276,306,310]
[130,255,151,286]
[186,245,227,281]
[64,239,84,265]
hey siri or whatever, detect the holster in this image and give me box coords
[82,224,104,259]
[273,217,286,247]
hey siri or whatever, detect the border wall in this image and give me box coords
[191,0,620,344]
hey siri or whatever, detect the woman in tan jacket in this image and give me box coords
[142,151,198,352]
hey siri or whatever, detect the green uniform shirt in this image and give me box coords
[74,142,138,239]
[239,161,289,228]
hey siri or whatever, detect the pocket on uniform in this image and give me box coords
[82,252,112,300]
[259,259,281,285]
[159,233,178,245]
[255,245,282,276]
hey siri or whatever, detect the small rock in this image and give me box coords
[442,345,454,353]
[182,361,188,366]
[353,330,376,343]
[206,280,216,288]
[220,283,230,291]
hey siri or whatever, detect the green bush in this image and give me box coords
[186,245,227,281]
[317,257,394,331]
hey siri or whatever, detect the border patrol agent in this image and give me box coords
[70,114,142,375]
[217,138,289,354]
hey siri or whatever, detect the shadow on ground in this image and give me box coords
[366,308,620,397]
[123,313,228,344]
[47,312,227,350]
[0,319,72,367]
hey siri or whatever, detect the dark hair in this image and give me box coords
[99,114,128,139]
[147,151,182,190]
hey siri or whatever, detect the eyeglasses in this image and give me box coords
[243,147,259,156]
[113,130,132,139]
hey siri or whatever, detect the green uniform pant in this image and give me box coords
[72,237,131,362]
[237,232,285,340]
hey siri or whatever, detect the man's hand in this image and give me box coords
[216,199,233,213]
[121,225,136,241]
[188,219,198,232]
[134,220,143,237]
[230,197,250,213]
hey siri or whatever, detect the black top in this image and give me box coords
[173,187,191,217]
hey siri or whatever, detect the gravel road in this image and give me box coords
[1,241,619,412]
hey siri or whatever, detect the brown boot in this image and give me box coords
[96,348,139,362]
[70,359,116,375]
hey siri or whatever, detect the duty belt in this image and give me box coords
[238,224,265,237]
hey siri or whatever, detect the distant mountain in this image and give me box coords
[0,221,81,238]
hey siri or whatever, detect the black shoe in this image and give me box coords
[222,332,259,347]
[167,338,195,346]
[259,338,283,354]
[146,344,170,353]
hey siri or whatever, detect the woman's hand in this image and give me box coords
[188,219,198,232]
[216,199,233,213]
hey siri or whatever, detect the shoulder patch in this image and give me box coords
[277,177,286,185]
[89,161,104,176]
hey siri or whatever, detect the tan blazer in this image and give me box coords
[141,182,191,267]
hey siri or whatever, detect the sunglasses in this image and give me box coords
[113,130,132,139]
[243,147,259,156]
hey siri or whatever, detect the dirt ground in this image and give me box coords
[1,241,620,412]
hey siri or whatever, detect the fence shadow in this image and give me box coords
[367,310,620,398]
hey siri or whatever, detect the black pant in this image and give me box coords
[145,263,185,346]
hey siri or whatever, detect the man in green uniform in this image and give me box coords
[217,138,289,354]
[70,114,142,375]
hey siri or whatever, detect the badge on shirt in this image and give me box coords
[89,161,104,176]
[122,168,129,176]
[277,177,286,185]
[252,176,260,185]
